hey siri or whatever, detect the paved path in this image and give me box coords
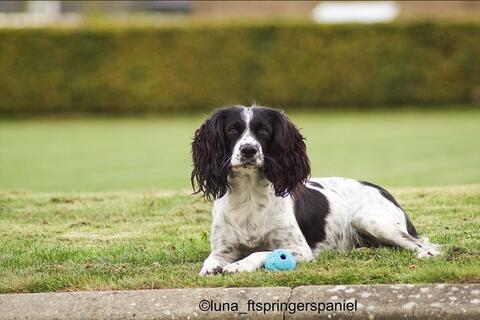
[1,284,479,319]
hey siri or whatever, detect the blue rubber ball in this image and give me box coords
[265,249,296,271]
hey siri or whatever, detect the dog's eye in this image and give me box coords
[257,127,270,135]
[227,127,239,135]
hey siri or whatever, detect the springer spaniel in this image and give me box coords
[191,105,441,275]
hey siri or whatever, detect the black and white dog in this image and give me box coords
[191,105,441,275]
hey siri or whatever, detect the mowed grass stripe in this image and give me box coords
[1,109,480,191]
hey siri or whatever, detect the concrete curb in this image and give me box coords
[0,284,479,319]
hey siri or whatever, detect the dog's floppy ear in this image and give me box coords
[263,111,310,197]
[191,111,230,200]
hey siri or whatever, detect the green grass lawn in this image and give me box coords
[1,185,479,293]
[1,109,480,191]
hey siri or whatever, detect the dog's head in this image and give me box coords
[191,106,310,200]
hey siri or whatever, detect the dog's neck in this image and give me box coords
[228,167,273,204]
[223,168,274,246]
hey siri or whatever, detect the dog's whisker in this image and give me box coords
[220,153,232,170]
[264,154,281,168]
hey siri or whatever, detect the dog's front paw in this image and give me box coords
[223,261,257,274]
[199,264,223,276]
[416,238,443,259]
[416,247,442,258]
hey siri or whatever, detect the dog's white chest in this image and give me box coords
[224,199,270,248]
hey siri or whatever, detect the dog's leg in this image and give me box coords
[199,226,242,276]
[351,212,442,258]
[222,251,271,274]
[200,243,244,275]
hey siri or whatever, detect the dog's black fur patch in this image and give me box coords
[294,185,330,248]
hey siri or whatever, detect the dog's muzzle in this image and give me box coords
[232,143,263,167]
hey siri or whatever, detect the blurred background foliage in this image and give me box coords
[0,23,479,115]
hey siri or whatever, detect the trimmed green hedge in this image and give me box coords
[0,22,479,114]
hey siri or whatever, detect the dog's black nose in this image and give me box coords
[240,145,258,157]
